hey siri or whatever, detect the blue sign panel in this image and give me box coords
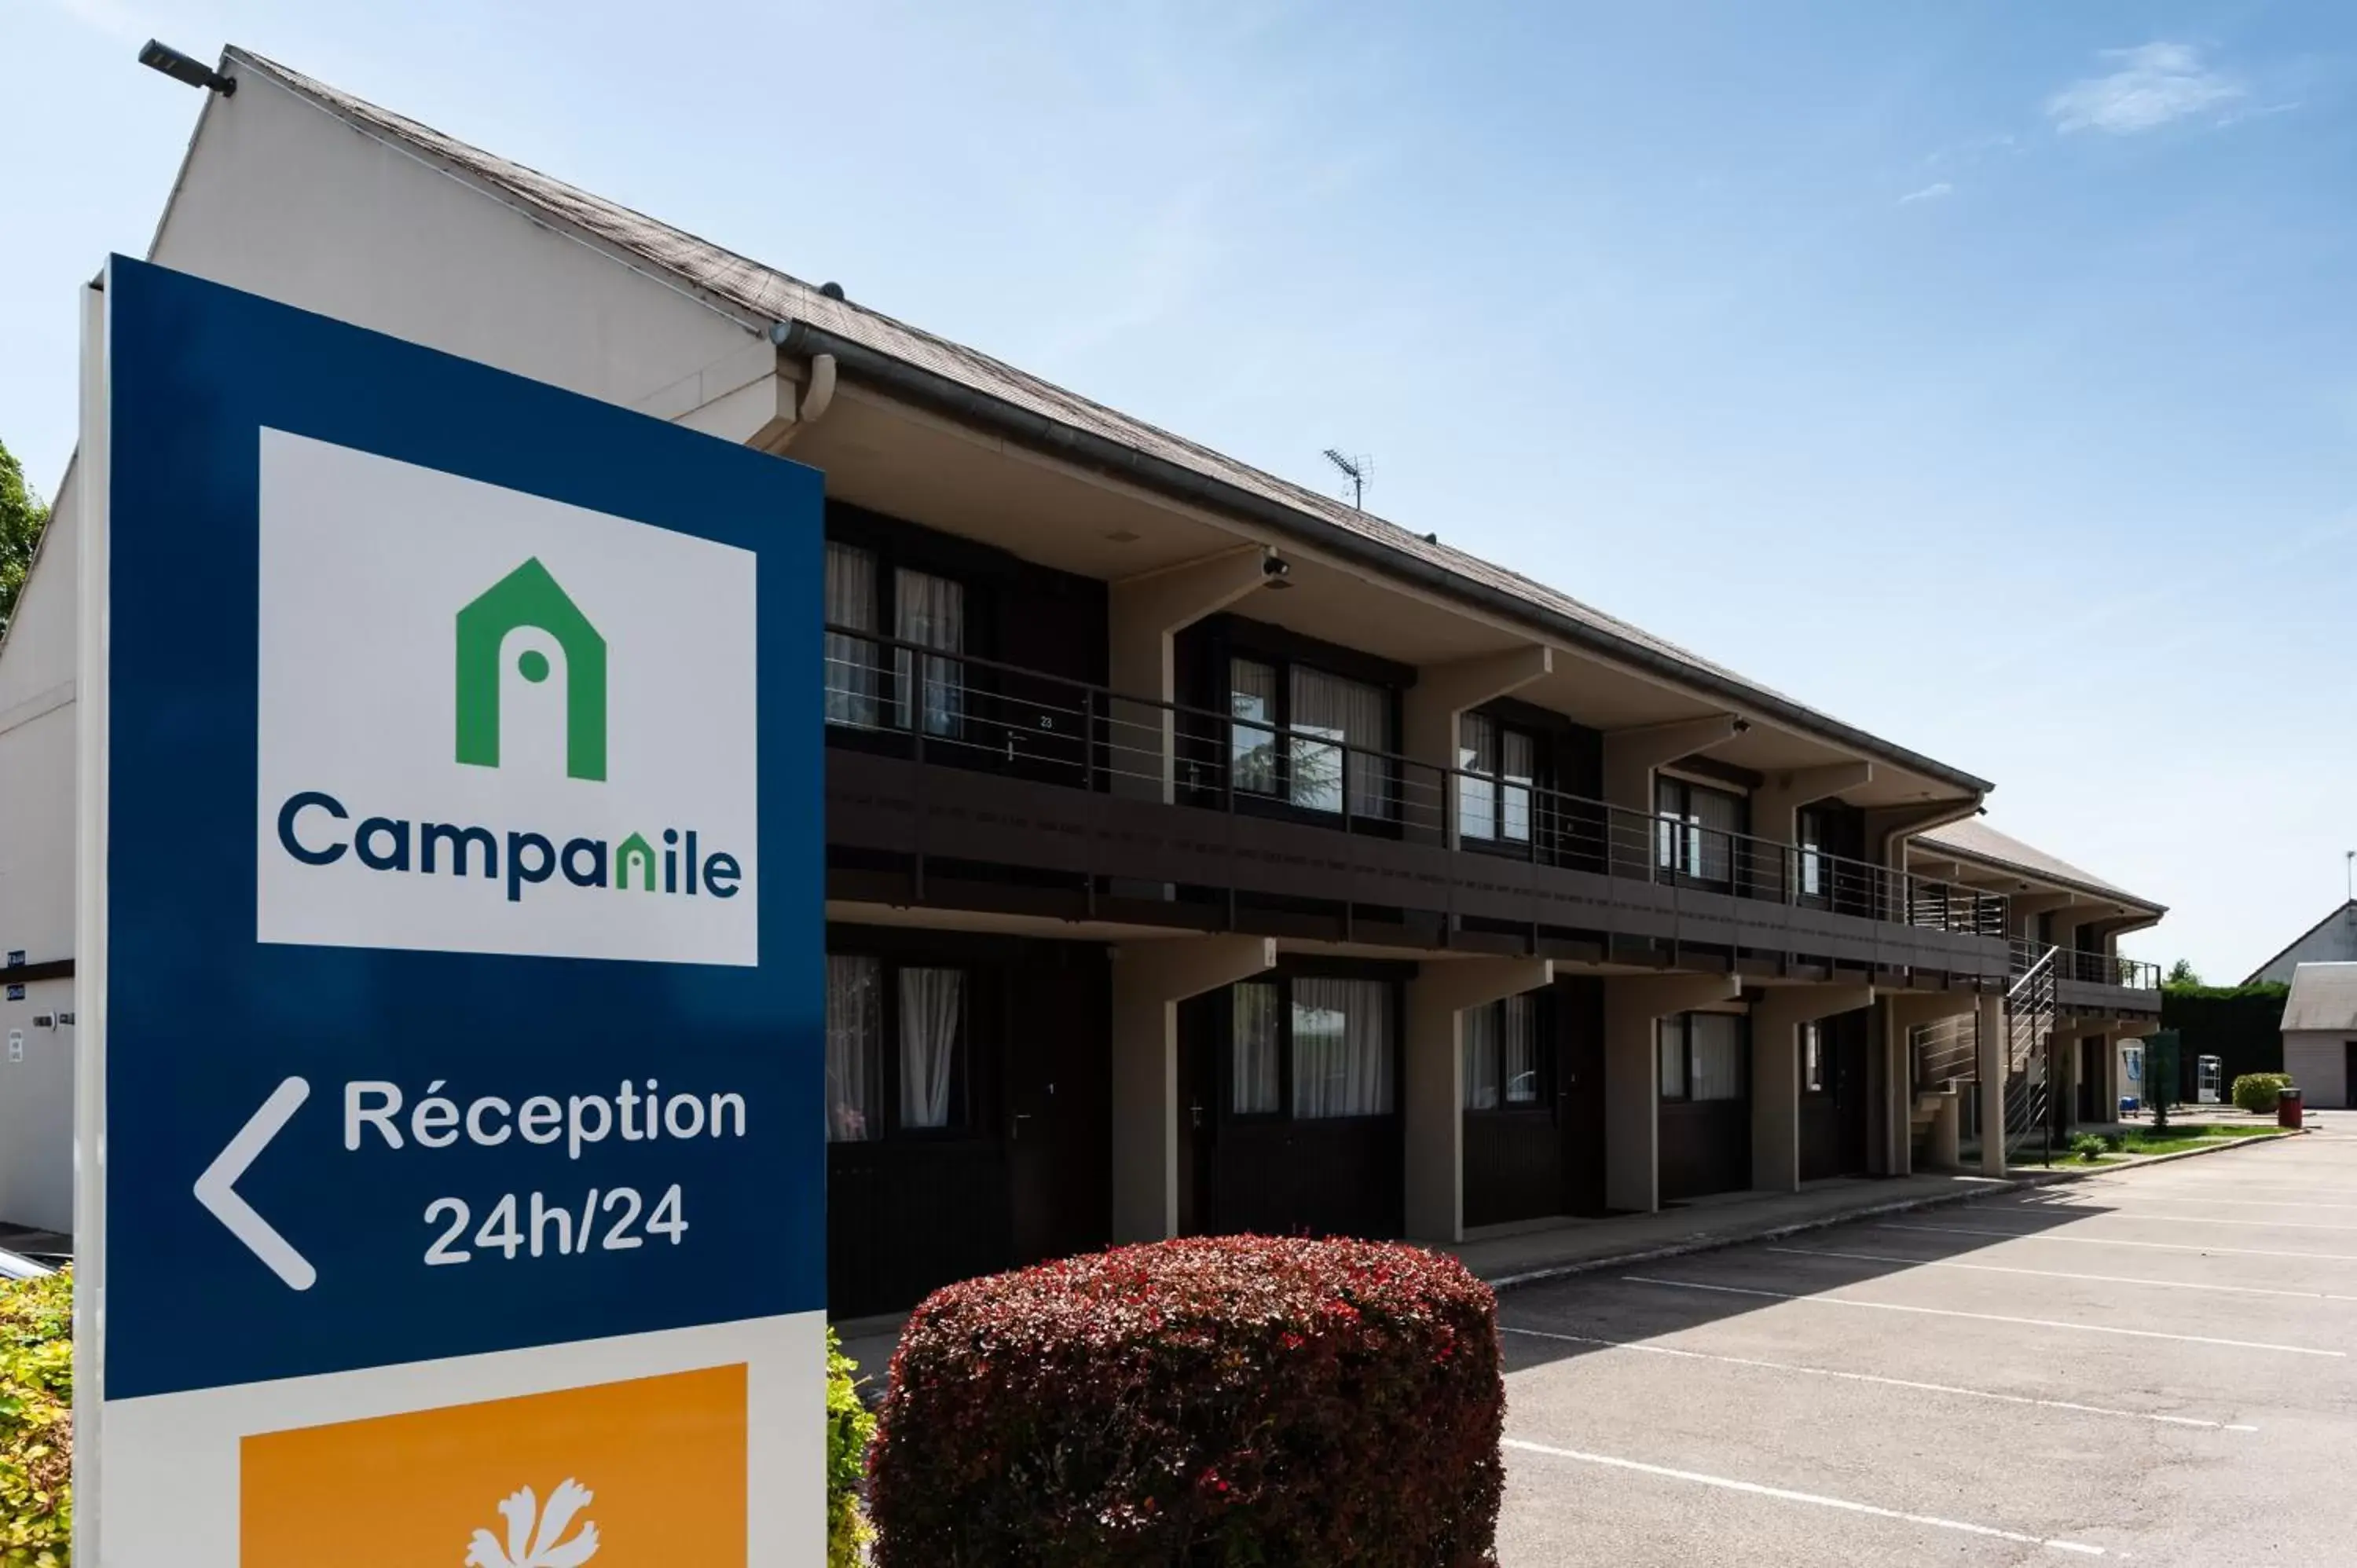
[101,257,822,1400]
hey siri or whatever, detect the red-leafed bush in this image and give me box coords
[869,1235,1503,1566]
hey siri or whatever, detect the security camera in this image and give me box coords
[1262,555,1290,580]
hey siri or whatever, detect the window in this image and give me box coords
[1659,1012,1747,1103]
[824,542,882,728]
[893,569,965,737]
[1292,977,1394,1117]
[1459,713,1538,844]
[1796,806,1827,901]
[1233,981,1281,1114]
[1222,653,1395,819]
[823,954,970,1139]
[1655,776,1743,886]
[1802,1020,1826,1094]
[826,954,882,1141]
[1465,992,1542,1112]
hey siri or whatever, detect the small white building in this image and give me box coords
[2280,962,2357,1109]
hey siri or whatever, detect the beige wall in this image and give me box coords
[2285,1031,2353,1109]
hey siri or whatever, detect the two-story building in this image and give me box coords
[0,47,2162,1316]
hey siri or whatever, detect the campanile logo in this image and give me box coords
[255,429,759,964]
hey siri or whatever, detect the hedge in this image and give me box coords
[2161,984,2287,1102]
[869,1235,1503,1566]
[2231,1073,2293,1116]
[825,1328,875,1566]
[0,1270,69,1566]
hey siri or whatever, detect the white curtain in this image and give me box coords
[1462,999,1500,1111]
[1689,1012,1744,1102]
[825,954,881,1141]
[1802,1021,1825,1094]
[1232,982,1280,1114]
[1501,730,1535,844]
[1502,994,1539,1104]
[1291,667,1391,819]
[893,569,964,736]
[898,966,963,1129]
[1657,1017,1688,1099]
[1292,977,1393,1118]
[1688,786,1740,885]
[1458,713,1498,841]
[1230,658,1279,797]
[824,543,880,729]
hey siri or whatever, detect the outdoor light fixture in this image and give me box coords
[138,39,236,95]
[1262,553,1292,589]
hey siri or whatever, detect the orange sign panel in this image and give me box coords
[241,1363,747,1566]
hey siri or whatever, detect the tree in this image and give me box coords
[2164,958,2201,987]
[0,437,50,646]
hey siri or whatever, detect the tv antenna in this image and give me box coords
[1322,449,1370,511]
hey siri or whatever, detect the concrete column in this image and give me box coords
[1400,647,1552,846]
[1110,935,1275,1243]
[1600,716,1742,811]
[1976,991,2007,1177]
[1929,1093,1962,1171]
[1747,984,1874,1192]
[1105,547,1270,803]
[1885,991,1979,1177]
[1602,972,1741,1213]
[1404,957,1553,1242]
[2007,892,2077,946]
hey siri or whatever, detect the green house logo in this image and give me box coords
[454,558,607,782]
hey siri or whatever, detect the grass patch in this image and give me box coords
[2113,1124,2283,1156]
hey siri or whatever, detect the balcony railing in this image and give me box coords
[2057,948,2161,990]
[823,625,2007,939]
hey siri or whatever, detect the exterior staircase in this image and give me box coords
[2001,942,2059,1165]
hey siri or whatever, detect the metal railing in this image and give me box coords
[1910,1012,1978,1090]
[822,625,2008,937]
[2055,948,2160,990]
[2003,944,2058,1164]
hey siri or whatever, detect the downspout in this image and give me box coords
[764,321,836,449]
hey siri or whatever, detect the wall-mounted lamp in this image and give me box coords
[1261,553,1292,591]
[138,39,236,95]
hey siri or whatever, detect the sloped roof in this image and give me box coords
[1917,818,2162,912]
[218,46,1992,796]
[2282,962,2357,1031]
[2242,901,2357,987]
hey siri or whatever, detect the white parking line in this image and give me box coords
[2005,1208,2357,1233]
[2073,1195,2357,1211]
[1498,1323,2257,1430]
[1882,1221,2357,1264]
[1768,1245,2357,1303]
[1620,1275,2346,1357]
[1504,1438,2106,1556]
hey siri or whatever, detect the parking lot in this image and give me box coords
[1498,1118,2357,1565]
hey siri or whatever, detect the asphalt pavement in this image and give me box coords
[1497,1113,2357,1566]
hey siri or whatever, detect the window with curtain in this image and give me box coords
[1459,713,1536,844]
[1290,666,1391,819]
[1230,658,1280,797]
[1657,1017,1688,1100]
[1655,776,1743,886]
[1797,806,1827,901]
[1463,1000,1501,1111]
[1688,1012,1745,1101]
[1464,992,1541,1112]
[897,966,965,1130]
[1232,981,1280,1114]
[824,542,881,729]
[1292,976,1393,1118]
[825,954,882,1141]
[893,568,965,738]
[1802,1020,1826,1094]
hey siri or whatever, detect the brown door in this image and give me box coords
[1559,980,1607,1214]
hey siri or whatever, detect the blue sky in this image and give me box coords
[8,1,2354,978]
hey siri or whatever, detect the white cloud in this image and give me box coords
[1897,181,1954,205]
[2047,42,2244,134]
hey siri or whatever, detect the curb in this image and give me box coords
[1483,1129,2297,1295]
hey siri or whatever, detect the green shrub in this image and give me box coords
[2069,1133,2109,1163]
[870,1236,1504,1566]
[827,1328,875,1567]
[0,1269,70,1567]
[2231,1073,2292,1116]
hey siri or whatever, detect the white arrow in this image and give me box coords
[192,1075,317,1291]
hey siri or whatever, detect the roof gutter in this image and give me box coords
[771,317,1992,797]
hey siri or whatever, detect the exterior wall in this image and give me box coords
[2284,1031,2354,1109]
[2253,908,2357,985]
[152,71,757,421]
[0,464,81,1233]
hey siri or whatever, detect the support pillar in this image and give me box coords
[1106,548,1270,803]
[1884,990,1979,1177]
[1750,762,1873,848]
[1976,992,2007,1177]
[1405,957,1553,1242]
[1602,972,1740,1213]
[1747,984,1873,1192]
[1110,936,1274,1242]
[1401,647,1552,846]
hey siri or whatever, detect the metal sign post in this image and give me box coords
[77,257,825,1565]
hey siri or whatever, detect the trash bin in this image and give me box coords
[2278,1086,2304,1130]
